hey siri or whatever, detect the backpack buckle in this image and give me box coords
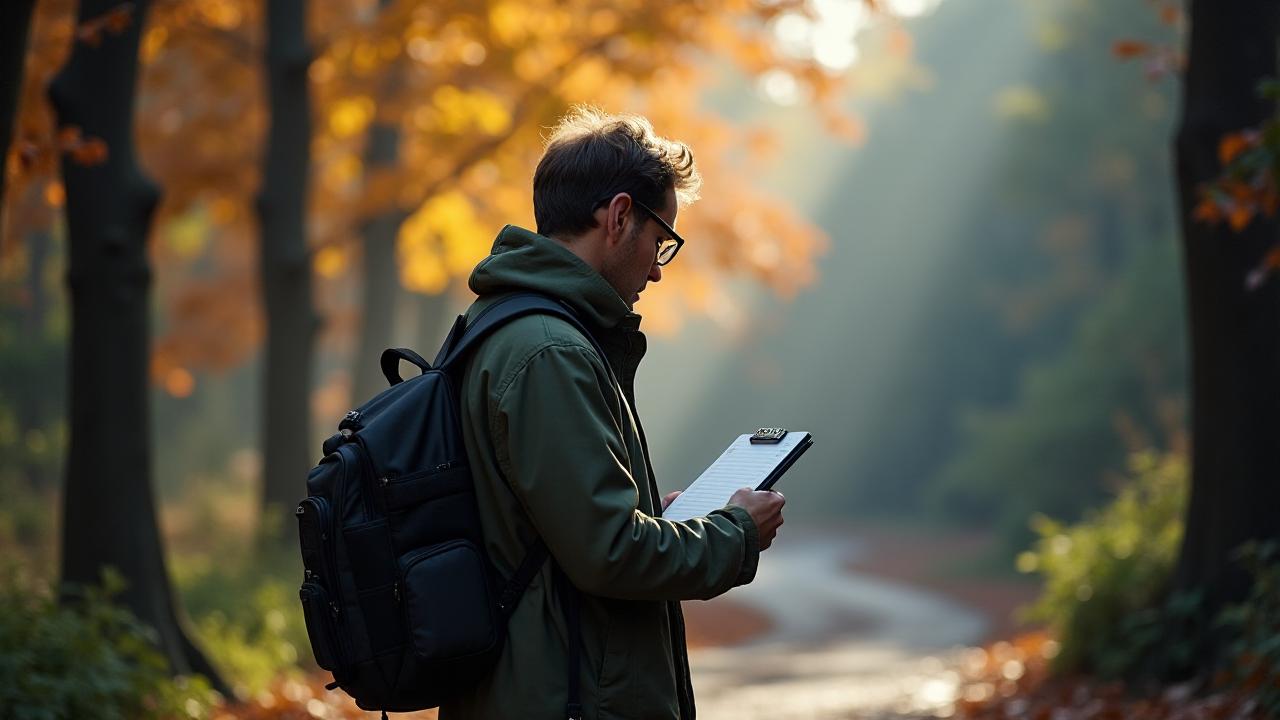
[566,702,583,719]
[339,410,364,433]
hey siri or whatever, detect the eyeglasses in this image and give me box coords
[595,194,686,266]
[632,199,685,266]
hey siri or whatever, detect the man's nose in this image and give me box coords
[648,263,662,283]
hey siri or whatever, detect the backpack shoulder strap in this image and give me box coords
[446,292,593,720]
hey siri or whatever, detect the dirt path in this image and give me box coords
[683,525,1038,719]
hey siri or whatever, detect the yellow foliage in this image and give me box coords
[313,246,348,279]
[164,211,207,258]
[399,246,450,295]
[488,2,529,46]
[328,96,376,138]
[401,191,493,280]
[196,0,243,30]
[352,41,381,74]
[557,57,611,98]
[8,0,898,368]
[141,26,168,63]
[428,86,511,135]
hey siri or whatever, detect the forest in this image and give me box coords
[1,0,1278,718]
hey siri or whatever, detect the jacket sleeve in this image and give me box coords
[490,342,760,600]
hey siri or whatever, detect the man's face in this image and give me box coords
[601,187,678,310]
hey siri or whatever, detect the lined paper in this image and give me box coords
[661,431,808,522]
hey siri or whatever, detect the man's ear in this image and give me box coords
[605,193,633,245]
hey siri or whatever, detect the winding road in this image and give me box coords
[688,528,989,719]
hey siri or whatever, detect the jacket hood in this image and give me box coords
[468,224,633,329]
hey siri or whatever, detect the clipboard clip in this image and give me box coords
[750,427,788,444]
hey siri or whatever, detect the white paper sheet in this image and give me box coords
[660,431,809,522]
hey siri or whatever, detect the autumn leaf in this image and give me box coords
[163,367,195,398]
[1218,131,1255,166]
[1192,195,1223,224]
[76,2,136,47]
[1111,40,1150,60]
[70,138,109,166]
[44,182,65,207]
[56,126,83,149]
[1228,203,1254,232]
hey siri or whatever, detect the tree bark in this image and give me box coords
[1,0,37,228]
[51,0,228,695]
[1172,0,1280,649]
[255,0,317,542]
[353,120,409,402]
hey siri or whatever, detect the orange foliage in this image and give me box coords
[1194,128,1277,246]
[953,632,1268,720]
[1218,130,1260,166]
[5,0,927,373]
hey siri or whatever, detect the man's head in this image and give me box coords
[533,107,701,309]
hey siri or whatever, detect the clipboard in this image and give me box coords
[661,430,813,522]
[756,432,814,491]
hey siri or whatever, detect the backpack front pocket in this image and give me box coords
[398,540,500,663]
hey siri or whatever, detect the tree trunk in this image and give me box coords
[1172,0,1280,652]
[255,0,317,542]
[51,0,228,694]
[353,120,408,402]
[1,0,37,227]
[413,286,455,360]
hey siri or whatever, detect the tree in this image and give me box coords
[260,0,889,518]
[1170,0,1280,648]
[256,0,317,542]
[49,0,227,693]
[7,0,923,539]
[351,0,410,404]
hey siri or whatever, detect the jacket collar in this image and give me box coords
[468,225,636,330]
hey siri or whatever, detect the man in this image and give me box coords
[442,107,786,719]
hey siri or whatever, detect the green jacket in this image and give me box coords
[439,225,760,720]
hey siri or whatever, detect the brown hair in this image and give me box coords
[532,106,701,238]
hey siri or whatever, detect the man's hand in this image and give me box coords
[728,488,785,550]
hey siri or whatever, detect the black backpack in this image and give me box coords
[296,292,597,716]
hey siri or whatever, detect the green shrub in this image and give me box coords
[1219,541,1280,715]
[1017,450,1191,678]
[173,548,310,697]
[0,565,218,720]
